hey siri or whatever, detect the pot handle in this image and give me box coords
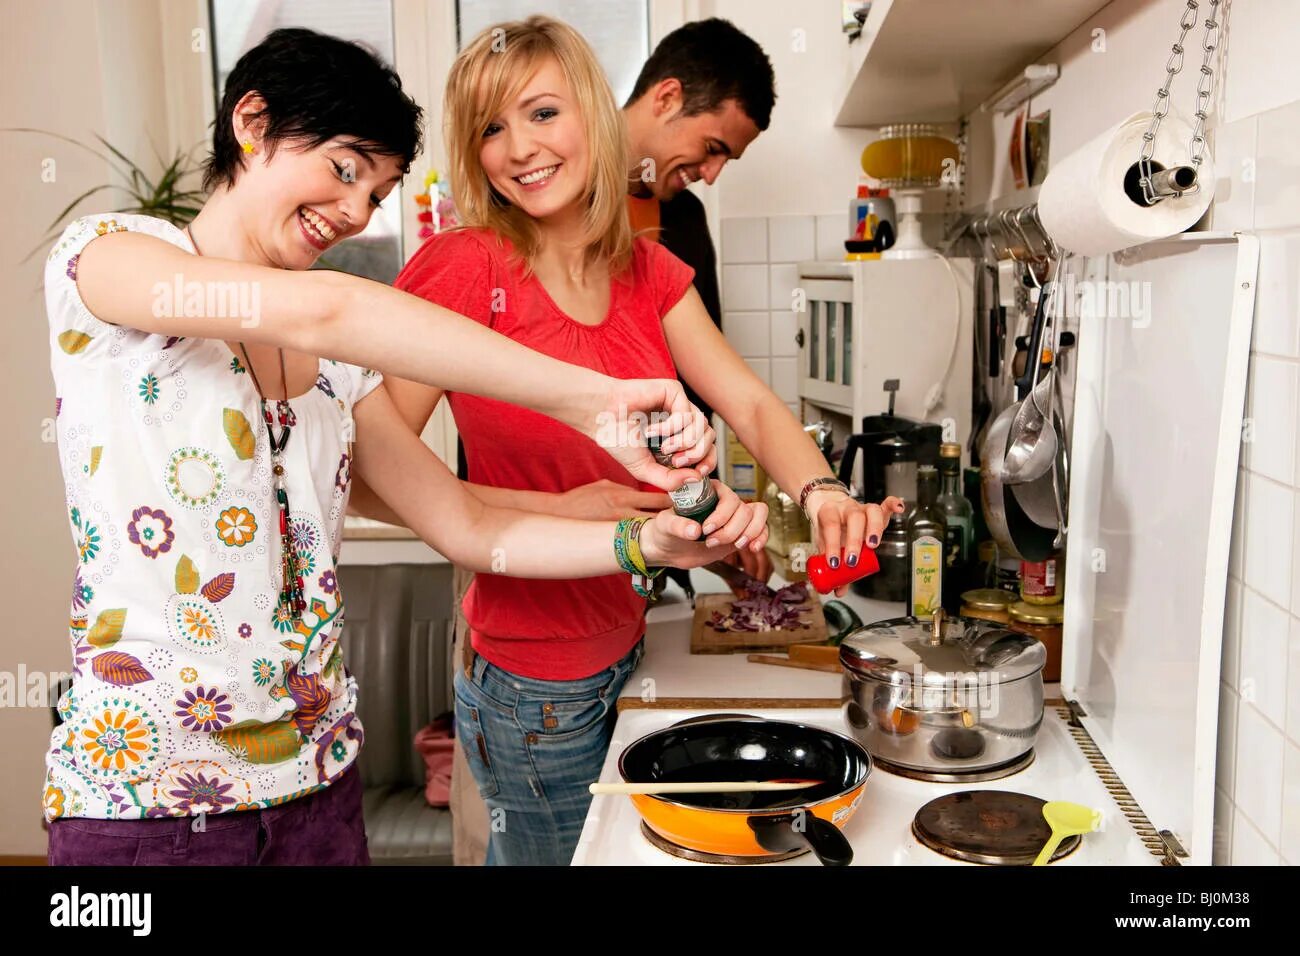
[802,813,854,867]
[749,812,854,866]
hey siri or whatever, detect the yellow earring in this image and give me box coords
[242,141,255,155]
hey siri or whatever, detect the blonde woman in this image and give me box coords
[353,16,902,865]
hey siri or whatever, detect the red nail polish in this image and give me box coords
[807,548,879,594]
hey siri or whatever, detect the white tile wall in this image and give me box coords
[718,211,853,441]
[768,262,800,314]
[767,215,815,262]
[719,216,767,263]
[723,311,770,358]
[721,264,769,311]
[1232,809,1280,865]
[1210,115,1257,233]
[716,212,857,475]
[771,357,798,404]
[1218,97,1300,867]
[815,214,844,262]
[1244,356,1298,484]
[1239,587,1290,731]
[1291,613,1300,740]
[1283,736,1300,863]
[1243,474,1294,610]
[1255,100,1300,231]
[1234,700,1285,850]
[1252,233,1300,359]
[770,310,798,358]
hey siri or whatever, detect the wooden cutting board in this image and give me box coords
[690,594,828,654]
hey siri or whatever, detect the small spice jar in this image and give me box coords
[1019,554,1063,605]
[1008,601,1064,682]
[960,588,1015,624]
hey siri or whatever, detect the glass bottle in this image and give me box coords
[907,466,946,618]
[648,435,717,537]
[937,442,974,612]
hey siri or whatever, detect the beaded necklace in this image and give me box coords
[185,226,304,620]
[239,344,306,620]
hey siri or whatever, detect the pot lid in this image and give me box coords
[839,613,1045,685]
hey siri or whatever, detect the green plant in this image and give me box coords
[4,129,205,261]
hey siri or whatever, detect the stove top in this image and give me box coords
[572,705,1162,866]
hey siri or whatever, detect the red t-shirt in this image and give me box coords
[394,228,695,679]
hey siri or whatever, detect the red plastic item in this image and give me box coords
[807,548,880,594]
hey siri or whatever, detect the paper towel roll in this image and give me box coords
[1038,111,1214,257]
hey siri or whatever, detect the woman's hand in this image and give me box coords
[561,479,670,520]
[716,547,775,597]
[639,482,769,570]
[582,376,717,491]
[806,491,907,596]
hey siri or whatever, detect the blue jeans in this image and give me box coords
[453,639,644,866]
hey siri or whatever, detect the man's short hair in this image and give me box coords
[626,18,776,130]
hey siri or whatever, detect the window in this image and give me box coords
[456,0,649,105]
[210,0,405,283]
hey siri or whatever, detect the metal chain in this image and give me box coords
[1138,0,1209,204]
[1189,0,1221,172]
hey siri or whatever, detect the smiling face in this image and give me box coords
[231,101,405,270]
[632,82,761,201]
[477,57,591,224]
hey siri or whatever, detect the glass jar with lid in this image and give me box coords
[960,588,1015,624]
[1008,601,1064,682]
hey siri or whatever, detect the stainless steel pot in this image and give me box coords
[838,611,1045,774]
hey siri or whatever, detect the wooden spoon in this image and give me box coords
[589,779,822,796]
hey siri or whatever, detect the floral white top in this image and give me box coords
[42,213,382,821]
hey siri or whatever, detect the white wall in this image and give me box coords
[702,0,868,220]
[0,0,211,859]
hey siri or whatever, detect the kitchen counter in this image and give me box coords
[622,565,1063,709]
[620,565,904,710]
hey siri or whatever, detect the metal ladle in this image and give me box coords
[1002,270,1062,485]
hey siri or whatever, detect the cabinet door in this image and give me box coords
[797,278,854,413]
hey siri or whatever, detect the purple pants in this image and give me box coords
[47,764,370,866]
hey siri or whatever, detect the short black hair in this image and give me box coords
[204,28,424,192]
[625,19,775,131]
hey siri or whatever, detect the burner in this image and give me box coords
[874,748,1035,782]
[639,822,808,864]
[912,790,1082,865]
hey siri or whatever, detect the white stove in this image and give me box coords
[572,703,1163,866]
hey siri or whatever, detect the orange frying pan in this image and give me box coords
[617,716,872,865]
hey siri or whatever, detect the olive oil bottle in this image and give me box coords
[937,443,974,611]
[907,466,946,618]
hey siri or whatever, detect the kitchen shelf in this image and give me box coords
[835,0,1112,127]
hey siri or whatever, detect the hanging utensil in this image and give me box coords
[1002,268,1062,484]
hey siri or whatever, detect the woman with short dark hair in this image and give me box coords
[41,27,757,865]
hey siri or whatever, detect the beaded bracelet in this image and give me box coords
[615,517,664,598]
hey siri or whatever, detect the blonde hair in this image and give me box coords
[444,15,633,274]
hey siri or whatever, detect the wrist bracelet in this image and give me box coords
[798,477,850,514]
[616,518,664,598]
